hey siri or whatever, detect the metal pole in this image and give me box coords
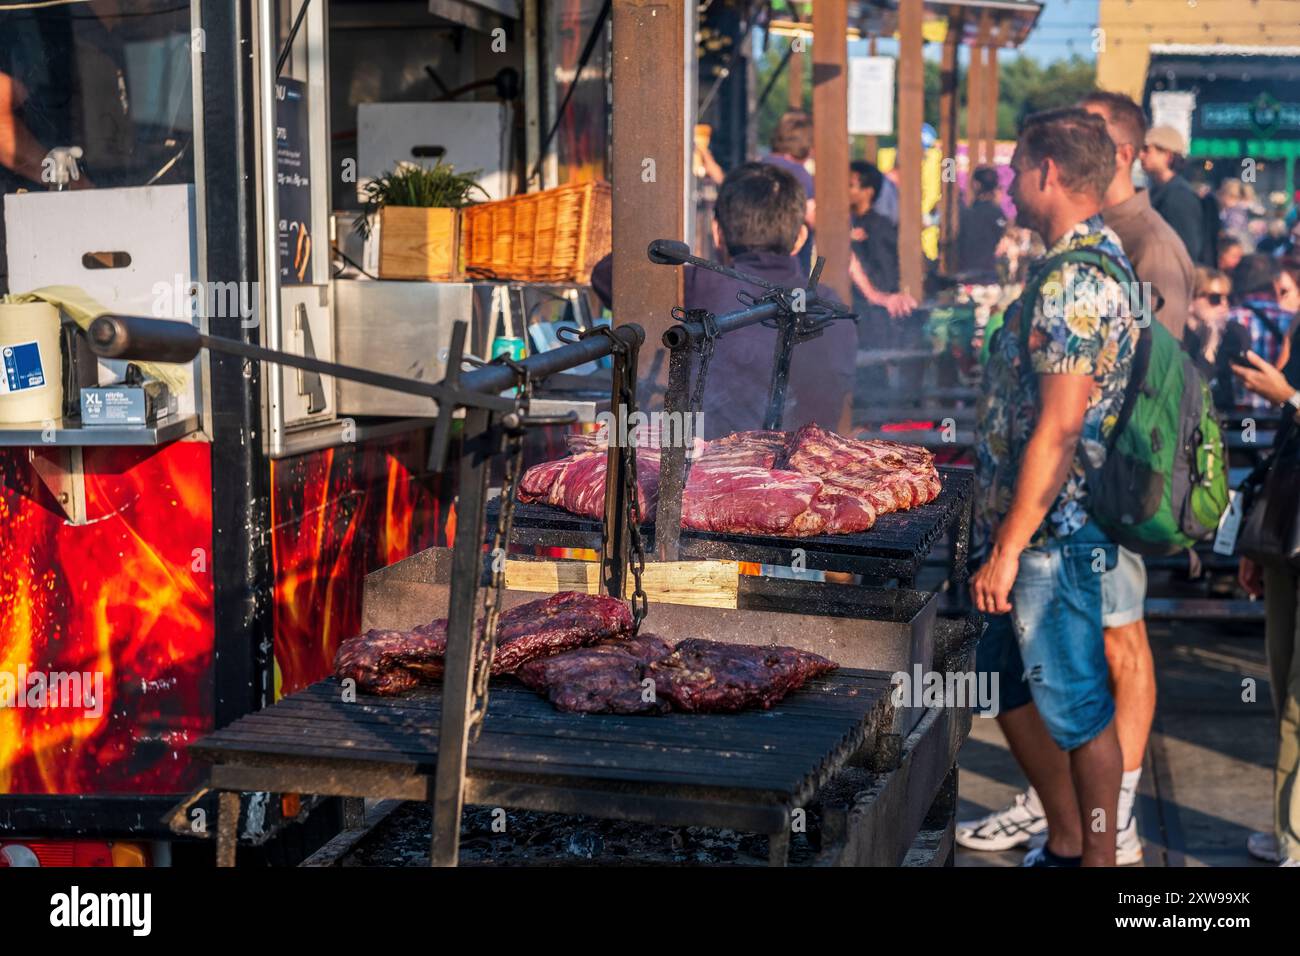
[429,407,495,867]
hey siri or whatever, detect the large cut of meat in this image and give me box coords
[333,591,632,695]
[493,591,633,674]
[785,423,942,515]
[515,633,675,714]
[517,423,941,538]
[335,625,448,695]
[644,639,838,713]
[518,448,661,520]
[680,465,827,536]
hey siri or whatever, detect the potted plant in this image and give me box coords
[356,160,485,280]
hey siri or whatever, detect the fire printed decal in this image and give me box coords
[0,443,214,796]
[271,434,449,697]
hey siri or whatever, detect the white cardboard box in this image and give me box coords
[358,102,509,202]
[4,184,202,418]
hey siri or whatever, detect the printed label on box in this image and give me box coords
[0,341,45,394]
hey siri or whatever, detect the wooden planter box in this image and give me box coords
[376,206,460,280]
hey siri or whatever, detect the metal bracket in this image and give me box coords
[28,447,88,526]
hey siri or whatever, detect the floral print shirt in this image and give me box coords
[974,216,1139,555]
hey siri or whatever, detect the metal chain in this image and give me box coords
[468,365,530,740]
[618,359,649,633]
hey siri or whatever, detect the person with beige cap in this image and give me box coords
[1140,124,1206,263]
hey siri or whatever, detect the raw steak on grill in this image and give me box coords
[645,639,838,712]
[334,625,448,695]
[696,430,789,469]
[518,448,661,520]
[516,633,675,714]
[680,465,828,536]
[493,591,634,674]
[785,423,941,514]
[519,424,938,537]
[332,591,632,695]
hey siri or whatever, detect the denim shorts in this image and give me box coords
[1101,545,1147,628]
[974,522,1118,751]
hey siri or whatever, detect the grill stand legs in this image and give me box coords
[430,408,495,867]
[216,790,240,867]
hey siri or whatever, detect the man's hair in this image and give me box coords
[1016,107,1116,202]
[849,160,883,195]
[972,165,1000,196]
[770,110,813,160]
[1217,232,1242,251]
[1231,253,1280,298]
[1079,90,1148,151]
[715,161,806,256]
[1194,265,1230,296]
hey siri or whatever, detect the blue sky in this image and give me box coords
[1019,0,1100,63]
[843,0,1101,66]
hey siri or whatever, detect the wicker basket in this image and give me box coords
[462,180,611,283]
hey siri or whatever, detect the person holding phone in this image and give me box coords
[1232,260,1300,867]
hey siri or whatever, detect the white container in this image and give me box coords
[0,301,62,424]
[3,185,201,418]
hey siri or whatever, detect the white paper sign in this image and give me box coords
[849,56,895,136]
[1150,91,1197,151]
[1213,489,1243,556]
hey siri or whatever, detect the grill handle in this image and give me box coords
[88,314,203,364]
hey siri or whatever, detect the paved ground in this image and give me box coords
[956,616,1279,867]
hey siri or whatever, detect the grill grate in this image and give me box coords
[497,467,973,582]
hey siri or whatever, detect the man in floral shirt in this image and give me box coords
[969,108,1138,867]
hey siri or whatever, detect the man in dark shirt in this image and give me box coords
[956,165,1007,278]
[591,162,856,437]
[848,160,899,295]
[1140,125,1204,264]
[761,110,816,278]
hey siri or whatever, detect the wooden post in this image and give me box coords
[984,37,1000,169]
[812,0,850,302]
[938,13,960,273]
[896,0,924,300]
[971,12,993,166]
[611,0,689,406]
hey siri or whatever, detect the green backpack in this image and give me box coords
[1018,248,1230,556]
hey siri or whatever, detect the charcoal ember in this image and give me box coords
[515,633,674,714]
[493,591,634,674]
[644,639,838,713]
[334,625,449,696]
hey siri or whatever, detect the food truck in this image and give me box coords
[0,0,613,866]
[0,0,997,868]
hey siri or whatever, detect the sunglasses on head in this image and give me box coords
[1198,292,1226,306]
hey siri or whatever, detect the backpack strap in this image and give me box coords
[1015,247,1147,452]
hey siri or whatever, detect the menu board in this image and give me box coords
[275,77,313,285]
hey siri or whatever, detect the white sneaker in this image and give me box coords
[1247,831,1283,863]
[1115,816,1143,865]
[1027,815,1143,865]
[956,790,1047,851]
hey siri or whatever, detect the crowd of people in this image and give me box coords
[684,100,1299,868]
